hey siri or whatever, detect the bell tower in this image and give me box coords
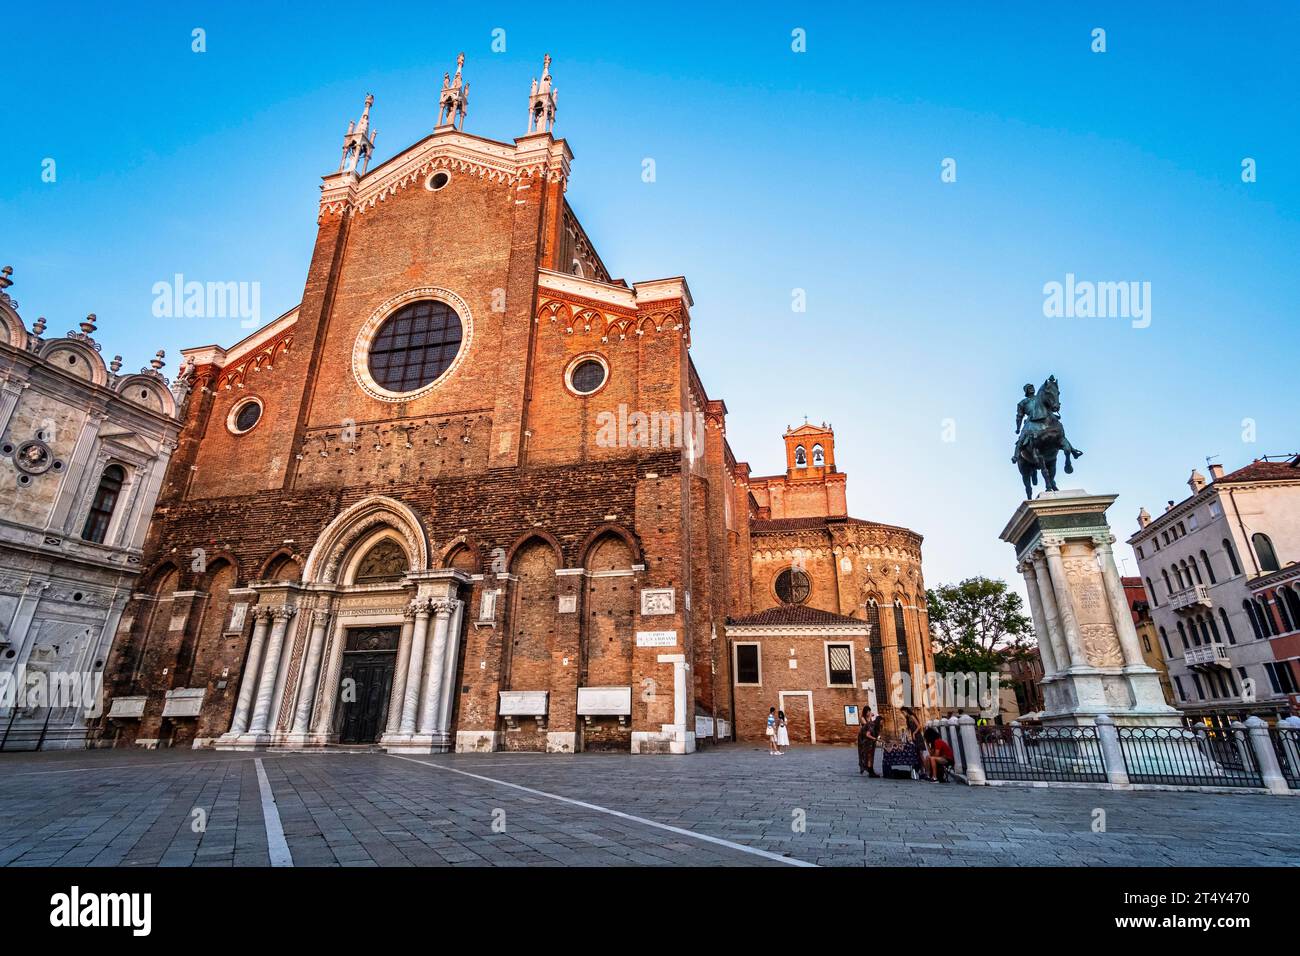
[783,420,835,479]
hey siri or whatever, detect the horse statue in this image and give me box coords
[1013,375,1083,499]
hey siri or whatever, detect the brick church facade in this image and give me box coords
[96,54,933,753]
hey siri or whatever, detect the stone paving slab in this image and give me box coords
[0,744,1296,867]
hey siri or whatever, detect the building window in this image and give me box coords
[1176,622,1188,650]
[1200,549,1216,585]
[812,444,825,467]
[1243,600,1264,640]
[1189,556,1203,585]
[826,643,854,687]
[1145,577,1158,607]
[1258,598,1277,636]
[1188,513,1198,531]
[227,397,263,435]
[866,600,886,708]
[794,445,807,467]
[775,568,811,605]
[1252,533,1281,573]
[1162,570,1173,596]
[367,299,464,393]
[566,355,608,396]
[1219,607,1236,644]
[425,170,451,190]
[1173,675,1186,701]
[1136,546,1144,560]
[81,464,126,544]
[735,643,761,685]
[1223,538,1241,576]
[1283,586,1300,631]
[1141,634,1151,653]
[1191,673,1205,699]
[1262,662,1294,695]
[1276,591,1295,633]
[1209,500,1223,519]
[894,600,911,677]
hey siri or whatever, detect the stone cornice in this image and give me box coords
[726,623,870,638]
[319,129,572,219]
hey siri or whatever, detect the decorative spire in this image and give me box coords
[110,355,123,374]
[437,52,469,130]
[80,313,98,336]
[338,94,378,176]
[31,317,46,336]
[150,350,165,372]
[527,53,558,135]
[0,265,11,292]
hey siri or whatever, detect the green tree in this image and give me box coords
[926,576,1035,674]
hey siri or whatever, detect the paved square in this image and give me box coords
[1,744,1296,867]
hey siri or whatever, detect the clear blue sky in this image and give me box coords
[3,2,1297,596]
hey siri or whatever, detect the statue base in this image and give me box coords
[1001,490,1181,728]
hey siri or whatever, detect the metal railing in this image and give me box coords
[1117,724,1262,788]
[977,724,1107,783]
[1271,727,1300,790]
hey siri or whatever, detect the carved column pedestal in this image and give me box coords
[1000,490,1180,727]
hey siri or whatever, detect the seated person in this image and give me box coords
[922,727,954,782]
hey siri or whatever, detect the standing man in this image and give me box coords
[857,705,882,777]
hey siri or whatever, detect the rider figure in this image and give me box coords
[1013,382,1082,464]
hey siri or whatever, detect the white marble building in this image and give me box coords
[0,267,184,749]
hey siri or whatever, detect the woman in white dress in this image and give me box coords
[775,710,790,752]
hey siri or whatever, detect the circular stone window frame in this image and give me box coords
[227,396,265,435]
[425,170,452,191]
[773,566,813,606]
[564,352,610,398]
[352,287,474,403]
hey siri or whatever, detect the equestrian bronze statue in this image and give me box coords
[1013,375,1083,499]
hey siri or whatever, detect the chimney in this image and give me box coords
[1208,463,1225,481]
[1188,469,1207,494]
[1137,507,1151,529]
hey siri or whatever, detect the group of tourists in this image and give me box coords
[764,707,790,755]
[856,705,954,782]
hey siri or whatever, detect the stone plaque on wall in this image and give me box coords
[226,602,248,634]
[635,630,677,647]
[499,690,549,716]
[640,588,675,615]
[558,594,577,614]
[577,685,632,716]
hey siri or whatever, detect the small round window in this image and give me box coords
[229,398,263,434]
[568,358,607,395]
[426,171,451,191]
[775,568,811,605]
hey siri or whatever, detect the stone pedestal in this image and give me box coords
[1000,490,1180,727]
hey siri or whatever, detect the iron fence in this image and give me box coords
[1272,728,1300,790]
[977,724,1107,783]
[1118,725,1262,788]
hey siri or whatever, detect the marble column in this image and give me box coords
[228,608,272,735]
[247,606,296,736]
[1094,536,1147,669]
[1031,553,1073,673]
[1019,559,1058,678]
[289,609,332,736]
[398,600,432,735]
[418,602,455,735]
[310,619,348,738]
[436,599,465,736]
[384,605,417,738]
[1042,541,1089,669]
